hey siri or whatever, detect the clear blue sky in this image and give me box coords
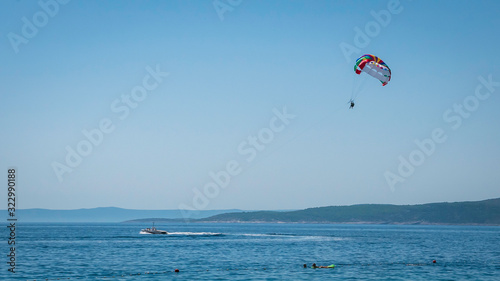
[1,0,499,210]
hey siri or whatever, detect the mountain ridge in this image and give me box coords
[8,207,243,222]
[197,198,500,225]
[10,198,500,225]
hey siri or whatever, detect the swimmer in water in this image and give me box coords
[311,263,335,268]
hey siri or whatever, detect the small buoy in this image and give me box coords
[174,269,179,273]
[432,260,436,263]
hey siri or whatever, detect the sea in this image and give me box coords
[2,223,499,280]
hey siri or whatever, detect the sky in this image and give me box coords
[1,0,499,211]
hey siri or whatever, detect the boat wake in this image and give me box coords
[167,232,223,236]
[139,231,223,236]
[238,233,348,241]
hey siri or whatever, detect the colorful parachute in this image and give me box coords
[354,54,391,86]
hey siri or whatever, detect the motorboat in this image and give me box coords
[140,223,167,234]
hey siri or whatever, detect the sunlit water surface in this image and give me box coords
[2,223,499,280]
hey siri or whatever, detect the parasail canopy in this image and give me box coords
[354,54,391,86]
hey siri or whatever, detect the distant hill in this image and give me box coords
[9,207,242,222]
[11,198,500,225]
[198,198,500,225]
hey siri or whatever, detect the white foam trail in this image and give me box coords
[240,233,294,237]
[166,232,222,235]
[238,233,349,241]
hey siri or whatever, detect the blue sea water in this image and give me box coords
[2,223,500,280]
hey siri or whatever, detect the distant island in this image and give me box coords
[12,198,500,225]
[9,208,242,223]
[126,198,500,225]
